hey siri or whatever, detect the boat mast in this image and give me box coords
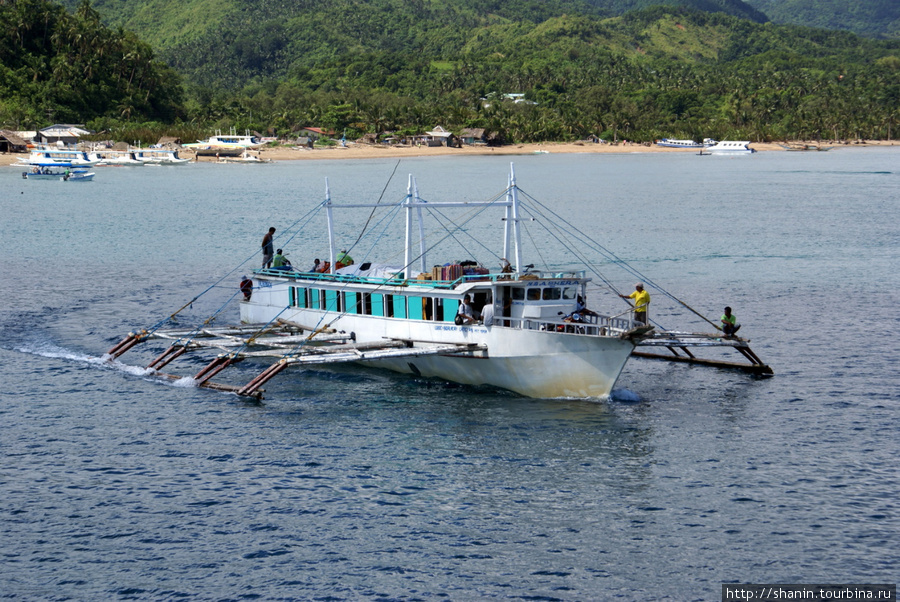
[509,164,523,272]
[325,178,336,273]
[403,176,429,278]
[404,176,413,278]
[415,177,427,275]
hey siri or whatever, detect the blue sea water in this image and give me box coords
[1,148,898,600]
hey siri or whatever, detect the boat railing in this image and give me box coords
[511,312,635,337]
[256,267,587,288]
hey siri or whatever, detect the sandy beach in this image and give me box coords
[3,139,895,166]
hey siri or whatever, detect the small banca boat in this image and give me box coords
[22,166,92,180]
[61,170,95,181]
[705,141,755,154]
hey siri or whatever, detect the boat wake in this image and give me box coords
[12,340,199,389]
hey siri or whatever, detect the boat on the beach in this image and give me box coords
[216,150,272,163]
[779,143,834,152]
[107,165,771,399]
[704,140,755,154]
[184,130,264,152]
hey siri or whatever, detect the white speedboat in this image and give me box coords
[656,138,703,148]
[705,141,755,154]
[18,148,99,168]
[238,166,650,399]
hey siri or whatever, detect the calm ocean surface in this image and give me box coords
[1,148,898,600]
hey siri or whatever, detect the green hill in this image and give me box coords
[746,0,899,39]
[4,0,899,144]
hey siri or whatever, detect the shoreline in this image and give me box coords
[3,139,896,166]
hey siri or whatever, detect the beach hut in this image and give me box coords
[0,130,28,153]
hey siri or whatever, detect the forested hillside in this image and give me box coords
[0,0,183,126]
[746,0,899,39]
[2,0,899,145]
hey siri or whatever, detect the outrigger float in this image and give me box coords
[106,165,771,400]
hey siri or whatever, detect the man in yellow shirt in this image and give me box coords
[621,283,650,324]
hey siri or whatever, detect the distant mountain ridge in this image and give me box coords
[745,0,899,39]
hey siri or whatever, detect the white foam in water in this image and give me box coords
[16,341,184,384]
[610,388,642,402]
[171,376,199,388]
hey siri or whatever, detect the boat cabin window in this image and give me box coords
[526,289,541,301]
[512,288,525,300]
[441,298,458,322]
[542,288,561,301]
[562,287,576,300]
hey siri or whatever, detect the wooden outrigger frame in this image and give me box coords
[632,331,773,375]
[107,320,488,400]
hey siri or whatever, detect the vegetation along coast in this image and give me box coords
[1,0,898,161]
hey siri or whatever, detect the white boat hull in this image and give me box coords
[241,285,634,399]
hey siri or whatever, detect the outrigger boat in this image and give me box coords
[22,166,93,180]
[107,164,771,400]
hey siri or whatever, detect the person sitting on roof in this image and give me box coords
[272,249,291,269]
[336,250,354,269]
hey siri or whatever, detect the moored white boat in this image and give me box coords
[92,150,144,166]
[133,148,191,165]
[18,147,99,168]
[656,138,703,148]
[184,130,264,151]
[705,140,755,154]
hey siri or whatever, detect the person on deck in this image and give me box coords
[272,249,291,269]
[261,227,276,268]
[310,258,321,272]
[457,294,480,325]
[576,295,598,317]
[481,295,495,326]
[336,250,354,268]
[721,306,741,337]
[620,283,650,324]
[239,275,253,301]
